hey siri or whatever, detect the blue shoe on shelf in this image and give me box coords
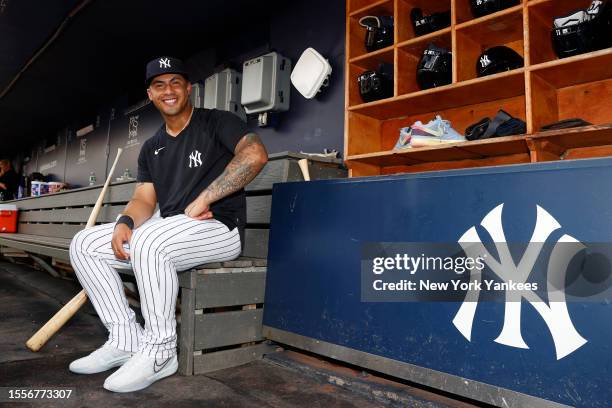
[409,115,465,148]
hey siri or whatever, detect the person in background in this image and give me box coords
[0,160,19,201]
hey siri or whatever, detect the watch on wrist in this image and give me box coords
[116,215,134,230]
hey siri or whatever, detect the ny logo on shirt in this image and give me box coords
[189,150,203,168]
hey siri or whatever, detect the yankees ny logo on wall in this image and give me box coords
[128,115,139,138]
[454,203,587,360]
[189,150,203,168]
[77,138,87,164]
[127,115,140,147]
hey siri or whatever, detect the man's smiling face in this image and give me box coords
[147,74,191,116]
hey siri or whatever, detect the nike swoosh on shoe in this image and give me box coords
[153,357,172,373]
[411,126,445,138]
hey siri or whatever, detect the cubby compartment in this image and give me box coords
[455,7,524,81]
[348,64,369,108]
[454,0,523,25]
[348,0,395,59]
[396,0,452,43]
[529,49,612,131]
[527,0,601,65]
[348,49,395,107]
[396,30,452,95]
[346,111,384,156]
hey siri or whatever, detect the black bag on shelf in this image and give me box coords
[540,118,593,130]
[410,8,451,37]
[476,46,523,77]
[464,109,526,140]
[358,63,394,103]
[359,15,394,52]
[416,44,452,89]
[465,117,491,141]
[470,0,519,18]
[496,117,527,136]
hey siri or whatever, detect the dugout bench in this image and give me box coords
[0,152,346,375]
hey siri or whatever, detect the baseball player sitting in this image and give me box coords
[67,56,268,392]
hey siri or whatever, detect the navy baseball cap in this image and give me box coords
[145,56,189,86]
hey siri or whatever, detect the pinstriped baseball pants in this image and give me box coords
[68,212,241,359]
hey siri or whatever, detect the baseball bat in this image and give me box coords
[298,159,311,181]
[26,148,123,352]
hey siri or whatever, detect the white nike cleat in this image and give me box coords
[69,343,134,374]
[103,352,178,393]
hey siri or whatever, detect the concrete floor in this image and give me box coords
[0,260,481,408]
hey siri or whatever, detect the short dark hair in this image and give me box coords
[147,73,189,88]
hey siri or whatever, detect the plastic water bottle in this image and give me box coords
[89,171,96,186]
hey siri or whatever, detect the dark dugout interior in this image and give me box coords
[0,0,345,162]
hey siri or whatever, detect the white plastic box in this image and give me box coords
[291,48,332,99]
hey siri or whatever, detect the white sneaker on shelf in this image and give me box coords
[103,352,178,393]
[69,343,134,374]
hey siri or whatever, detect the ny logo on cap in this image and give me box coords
[480,55,491,68]
[159,58,171,69]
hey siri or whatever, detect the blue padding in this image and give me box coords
[264,157,612,407]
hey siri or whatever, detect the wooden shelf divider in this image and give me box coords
[397,27,452,49]
[349,0,395,17]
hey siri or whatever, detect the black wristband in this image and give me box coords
[116,215,134,230]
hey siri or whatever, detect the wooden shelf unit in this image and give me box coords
[344,0,612,177]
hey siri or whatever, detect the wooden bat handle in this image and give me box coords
[86,147,123,228]
[26,290,87,352]
[26,147,123,352]
[298,159,310,181]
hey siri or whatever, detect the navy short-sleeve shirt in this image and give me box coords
[137,108,248,231]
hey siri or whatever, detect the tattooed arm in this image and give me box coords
[185,132,268,220]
